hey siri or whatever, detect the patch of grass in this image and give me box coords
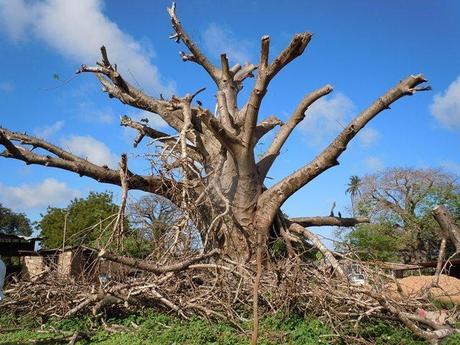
[1,310,459,345]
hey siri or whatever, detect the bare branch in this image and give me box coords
[257,84,333,178]
[289,223,344,277]
[433,205,460,253]
[244,32,313,148]
[0,128,177,198]
[78,49,185,132]
[216,91,237,135]
[259,35,270,71]
[290,216,369,227]
[258,74,430,222]
[98,248,220,274]
[120,116,169,146]
[167,2,220,84]
[254,116,283,142]
[196,108,240,149]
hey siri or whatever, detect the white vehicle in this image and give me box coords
[345,263,366,286]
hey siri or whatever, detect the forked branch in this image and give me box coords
[258,74,430,225]
[244,32,313,148]
[257,84,333,178]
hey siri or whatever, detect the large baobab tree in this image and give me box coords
[0,3,429,263]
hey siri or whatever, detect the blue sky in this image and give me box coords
[0,0,459,244]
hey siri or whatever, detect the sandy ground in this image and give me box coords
[388,275,460,304]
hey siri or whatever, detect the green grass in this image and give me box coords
[0,310,458,345]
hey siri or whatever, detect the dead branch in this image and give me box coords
[98,248,220,274]
[289,216,370,227]
[433,205,460,253]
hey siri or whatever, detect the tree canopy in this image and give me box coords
[341,168,460,263]
[37,191,120,249]
[0,203,32,237]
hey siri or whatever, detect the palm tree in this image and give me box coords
[346,175,361,216]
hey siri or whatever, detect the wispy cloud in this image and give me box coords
[300,93,355,147]
[0,81,15,92]
[202,23,252,64]
[363,156,384,172]
[430,76,460,131]
[0,178,80,211]
[357,127,380,148]
[77,102,115,124]
[61,135,118,167]
[0,0,175,95]
[34,120,64,139]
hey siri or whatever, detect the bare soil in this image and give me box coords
[389,274,460,304]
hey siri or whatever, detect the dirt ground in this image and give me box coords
[388,274,460,304]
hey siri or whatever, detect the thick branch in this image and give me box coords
[289,223,344,277]
[433,205,460,253]
[120,116,169,146]
[98,248,220,274]
[167,2,220,84]
[78,49,185,133]
[0,128,177,198]
[257,74,430,227]
[254,116,283,142]
[257,85,333,178]
[196,108,240,149]
[290,216,369,227]
[243,33,312,148]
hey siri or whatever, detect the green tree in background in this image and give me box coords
[0,203,32,236]
[340,168,460,263]
[37,192,120,249]
[345,175,361,216]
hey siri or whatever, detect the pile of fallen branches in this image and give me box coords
[2,251,458,344]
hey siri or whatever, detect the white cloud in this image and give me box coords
[0,81,15,92]
[77,102,115,124]
[0,178,80,210]
[430,76,460,131]
[0,0,175,95]
[300,93,355,147]
[203,23,251,64]
[363,156,384,171]
[357,127,380,147]
[0,0,31,41]
[34,120,64,139]
[61,135,118,167]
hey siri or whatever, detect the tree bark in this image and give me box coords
[433,205,460,253]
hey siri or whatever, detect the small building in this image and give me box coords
[21,246,136,281]
[0,233,41,257]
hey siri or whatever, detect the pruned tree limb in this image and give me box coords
[256,74,430,230]
[257,84,333,178]
[254,115,283,143]
[243,33,312,148]
[289,216,369,227]
[0,128,177,198]
[433,205,460,253]
[98,248,220,274]
[289,222,344,277]
[167,2,220,84]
